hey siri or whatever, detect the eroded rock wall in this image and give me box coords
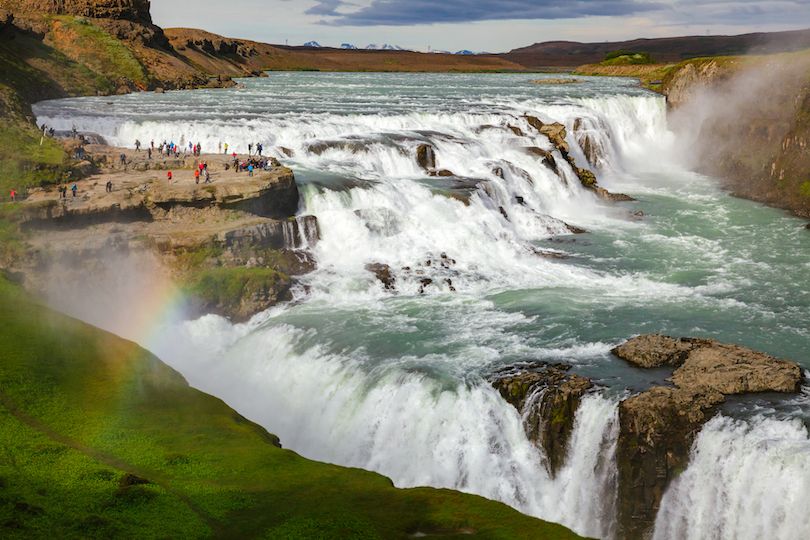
[664,54,810,218]
[0,0,151,23]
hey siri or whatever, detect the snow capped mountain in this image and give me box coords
[299,42,484,54]
[365,44,410,51]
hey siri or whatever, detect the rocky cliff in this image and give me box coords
[0,0,151,22]
[491,363,593,476]
[662,52,810,218]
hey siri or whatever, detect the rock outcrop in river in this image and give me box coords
[491,363,593,476]
[613,334,803,540]
[490,335,802,540]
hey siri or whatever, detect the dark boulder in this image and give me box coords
[491,364,593,476]
[366,262,395,290]
[416,144,436,170]
[524,116,570,154]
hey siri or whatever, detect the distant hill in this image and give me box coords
[497,28,810,68]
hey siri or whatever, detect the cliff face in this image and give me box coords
[662,52,810,218]
[0,0,151,23]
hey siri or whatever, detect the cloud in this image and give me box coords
[306,0,353,17]
[660,0,810,27]
[313,0,667,26]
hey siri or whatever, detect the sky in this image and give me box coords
[151,0,810,53]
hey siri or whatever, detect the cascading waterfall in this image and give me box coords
[34,73,810,540]
[150,315,622,539]
[653,414,810,540]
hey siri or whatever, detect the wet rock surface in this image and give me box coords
[524,116,570,154]
[416,144,436,170]
[612,334,803,539]
[491,363,593,476]
[522,116,635,204]
[365,262,395,290]
[613,334,802,394]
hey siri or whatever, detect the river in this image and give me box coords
[33,72,810,539]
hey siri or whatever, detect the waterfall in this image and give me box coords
[653,414,810,540]
[151,315,621,539]
[36,74,810,540]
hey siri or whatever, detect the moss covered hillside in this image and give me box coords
[0,276,590,540]
[0,21,115,201]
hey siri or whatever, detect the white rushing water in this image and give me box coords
[654,414,810,540]
[34,73,810,539]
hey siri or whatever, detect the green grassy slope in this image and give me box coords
[0,27,115,201]
[0,276,590,540]
[46,16,153,88]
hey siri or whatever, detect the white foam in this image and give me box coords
[654,415,810,540]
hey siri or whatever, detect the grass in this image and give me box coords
[602,51,655,65]
[0,204,28,266]
[183,267,290,308]
[0,122,70,201]
[48,16,152,87]
[0,275,590,539]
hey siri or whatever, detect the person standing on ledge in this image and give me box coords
[224,143,228,154]
[248,143,252,156]
[71,183,77,197]
[167,171,172,185]
[248,163,254,177]
[135,140,141,152]
[194,168,200,184]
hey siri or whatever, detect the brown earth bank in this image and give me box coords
[499,28,810,69]
[490,335,803,540]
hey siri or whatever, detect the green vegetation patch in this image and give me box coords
[602,51,655,65]
[0,122,71,201]
[49,16,152,87]
[183,266,290,308]
[0,204,28,266]
[0,30,112,102]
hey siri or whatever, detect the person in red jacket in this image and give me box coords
[167,171,172,184]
